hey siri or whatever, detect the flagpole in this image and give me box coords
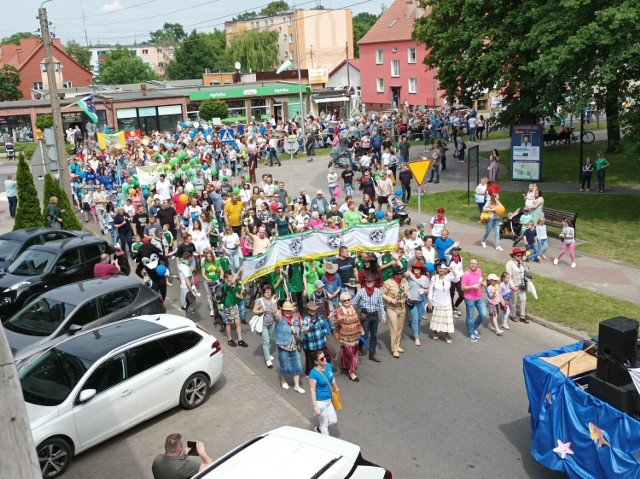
[61,94,92,111]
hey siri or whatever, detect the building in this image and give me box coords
[224,8,353,76]
[0,38,92,101]
[357,0,443,110]
[323,58,361,116]
[87,43,175,77]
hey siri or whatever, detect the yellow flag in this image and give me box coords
[97,131,126,149]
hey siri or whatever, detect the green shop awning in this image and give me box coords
[190,84,311,101]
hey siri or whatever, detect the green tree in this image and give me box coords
[1,32,36,45]
[165,30,231,80]
[35,114,53,130]
[233,11,257,21]
[226,30,279,73]
[352,12,379,58]
[98,46,157,84]
[0,64,21,101]
[14,153,45,230]
[149,22,186,44]
[42,174,83,231]
[65,40,92,70]
[199,99,229,121]
[260,1,289,16]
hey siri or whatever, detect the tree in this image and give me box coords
[0,32,36,45]
[260,1,289,16]
[98,46,157,84]
[226,30,279,73]
[165,30,231,80]
[199,99,229,121]
[65,40,92,70]
[35,114,53,130]
[352,12,379,58]
[149,23,186,44]
[14,153,45,230]
[42,174,83,231]
[233,11,257,21]
[0,65,21,102]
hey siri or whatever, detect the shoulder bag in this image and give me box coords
[316,367,342,411]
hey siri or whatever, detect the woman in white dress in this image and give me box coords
[190,219,209,256]
[428,262,459,343]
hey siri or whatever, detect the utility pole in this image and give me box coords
[345,42,351,114]
[38,1,72,200]
[293,9,306,137]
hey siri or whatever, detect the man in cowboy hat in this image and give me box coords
[506,247,529,323]
[352,273,386,362]
[382,265,409,358]
[322,261,342,310]
[301,302,332,375]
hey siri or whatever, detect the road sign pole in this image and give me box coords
[418,183,421,223]
[290,150,294,194]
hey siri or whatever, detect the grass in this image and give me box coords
[0,141,36,155]
[482,139,640,184]
[462,252,640,336]
[407,190,640,266]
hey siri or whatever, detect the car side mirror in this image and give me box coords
[55,265,67,274]
[68,324,82,335]
[78,389,96,403]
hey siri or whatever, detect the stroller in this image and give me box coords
[5,140,15,160]
[499,207,522,239]
[328,147,351,169]
[389,195,411,225]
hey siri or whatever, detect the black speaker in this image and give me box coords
[588,372,640,416]
[596,317,639,386]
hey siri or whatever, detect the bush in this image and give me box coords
[35,114,53,130]
[199,99,229,121]
[42,174,83,231]
[14,153,45,229]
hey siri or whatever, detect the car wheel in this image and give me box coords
[37,437,73,478]
[180,373,209,410]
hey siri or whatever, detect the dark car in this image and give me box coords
[5,276,165,368]
[0,227,90,271]
[0,237,125,319]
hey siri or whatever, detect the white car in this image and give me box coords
[21,314,224,478]
[193,426,392,479]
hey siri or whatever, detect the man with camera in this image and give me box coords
[152,433,213,478]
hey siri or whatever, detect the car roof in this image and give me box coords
[42,276,141,303]
[196,426,361,478]
[0,228,85,241]
[54,315,193,363]
[27,236,106,252]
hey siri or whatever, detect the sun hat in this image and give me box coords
[347,277,358,287]
[306,302,319,311]
[391,265,406,275]
[324,262,339,274]
[510,247,526,257]
[437,207,444,214]
[281,301,296,311]
[412,261,426,271]
[364,273,377,283]
[487,273,500,281]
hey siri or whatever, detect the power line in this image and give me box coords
[50,0,159,21]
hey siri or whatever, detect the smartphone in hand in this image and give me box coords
[187,441,199,456]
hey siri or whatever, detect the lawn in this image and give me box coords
[407,190,640,266]
[462,253,640,336]
[482,139,639,185]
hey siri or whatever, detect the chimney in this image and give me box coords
[140,83,147,96]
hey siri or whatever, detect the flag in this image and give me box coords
[276,59,292,74]
[97,131,126,149]
[77,95,98,123]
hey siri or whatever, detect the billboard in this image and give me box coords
[511,124,542,181]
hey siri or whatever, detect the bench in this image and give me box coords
[542,207,578,232]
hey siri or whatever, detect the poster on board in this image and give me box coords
[511,125,543,181]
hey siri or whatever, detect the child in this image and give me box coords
[162,224,175,257]
[498,272,516,330]
[536,217,548,260]
[522,221,539,262]
[222,270,248,347]
[82,188,93,223]
[580,157,593,192]
[554,218,577,268]
[486,274,505,335]
[513,207,533,246]
[131,235,142,261]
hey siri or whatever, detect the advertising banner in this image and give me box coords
[511,124,543,181]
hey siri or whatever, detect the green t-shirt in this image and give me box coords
[596,157,609,171]
[269,271,288,300]
[381,252,394,282]
[275,216,291,236]
[218,257,231,273]
[132,241,142,252]
[304,260,323,295]
[202,260,220,282]
[288,263,304,293]
[209,229,219,247]
[343,210,362,227]
[223,282,242,306]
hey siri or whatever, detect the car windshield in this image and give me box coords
[7,250,55,276]
[20,348,92,406]
[0,238,21,262]
[5,298,77,336]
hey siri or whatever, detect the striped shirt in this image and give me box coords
[351,288,386,321]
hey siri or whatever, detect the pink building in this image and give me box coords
[358,0,443,110]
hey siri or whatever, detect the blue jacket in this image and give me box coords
[275,316,301,346]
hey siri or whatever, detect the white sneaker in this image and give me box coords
[571,262,576,268]
[266,359,273,368]
[294,386,305,394]
[553,258,559,266]
[269,355,274,361]
[496,246,504,251]
[481,241,487,248]
[281,382,289,390]
[209,309,215,317]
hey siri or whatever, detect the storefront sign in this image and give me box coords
[189,84,309,101]
[308,68,328,84]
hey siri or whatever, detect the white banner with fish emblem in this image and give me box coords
[241,221,399,284]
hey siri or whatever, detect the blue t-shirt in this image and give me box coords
[309,363,334,401]
[434,237,454,261]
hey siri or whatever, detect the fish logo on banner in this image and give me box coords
[289,238,303,256]
[327,234,342,249]
[369,229,386,245]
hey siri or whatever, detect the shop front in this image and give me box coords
[0,114,33,143]
[116,104,184,134]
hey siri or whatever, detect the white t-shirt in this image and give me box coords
[223,233,240,250]
[177,262,192,288]
[430,216,447,237]
[468,117,477,128]
[155,179,172,200]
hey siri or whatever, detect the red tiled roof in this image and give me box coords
[358,0,425,45]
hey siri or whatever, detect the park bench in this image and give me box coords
[542,207,578,232]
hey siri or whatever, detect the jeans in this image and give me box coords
[597,169,606,191]
[538,238,548,257]
[227,248,240,273]
[7,196,17,217]
[361,312,379,356]
[469,127,476,142]
[344,183,353,197]
[118,229,133,254]
[482,217,501,248]
[402,184,411,203]
[269,149,281,166]
[261,323,275,362]
[428,164,440,182]
[464,298,487,337]
[408,299,425,340]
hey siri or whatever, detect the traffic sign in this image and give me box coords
[408,159,432,185]
[219,128,235,144]
[283,138,299,154]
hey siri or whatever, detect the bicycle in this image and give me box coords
[569,127,595,144]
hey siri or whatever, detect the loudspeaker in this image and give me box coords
[588,372,640,416]
[596,317,639,386]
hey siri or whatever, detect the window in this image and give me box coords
[129,340,170,374]
[288,17,292,26]
[33,82,44,90]
[57,249,82,270]
[167,48,174,55]
[376,78,384,93]
[73,299,101,326]
[288,34,293,44]
[101,288,137,316]
[142,49,149,55]
[251,98,269,122]
[81,244,101,263]
[408,78,417,94]
[283,33,287,40]
[163,331,202,356]
[83,353,127,395]
[391,60,400,77]
[158,62,164,67]
[375,49,383,64]
[408,47,417,64]
[62,81,72,89]
[157,48,163,54]
[5,298,76,337]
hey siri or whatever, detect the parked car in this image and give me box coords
[22,314,224,478]
[5,276,165,369]
[0,236,128,319]
[193,426,392,479]
[0,227,90,271]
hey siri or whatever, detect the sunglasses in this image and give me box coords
[317,356,326,361]
[341,299,351,303]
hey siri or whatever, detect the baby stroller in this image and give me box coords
[328,147,351,169]
[499,208,522,239]
[5,140,15,160]
[389,195,411,225]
